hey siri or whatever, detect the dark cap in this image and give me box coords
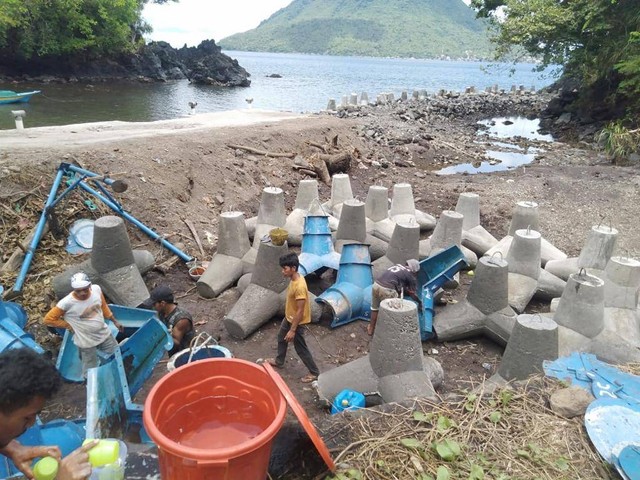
[149,285,175,304]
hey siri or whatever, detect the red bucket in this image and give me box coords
[143,358,286,480]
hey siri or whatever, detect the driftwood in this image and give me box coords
[320,152,351,173]
[298,169,318,178]
[309,154,331,184]
[0,223,49,274]
[227,144,296,158]
[183,219,205,257]
[306,141,328,153]
[155,242,186,274]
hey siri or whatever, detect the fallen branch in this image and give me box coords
[183,219,205,257]
[306,141,328,153]
[309,154,331,184]
[227,144,296,158]
[319,152,352,173]
[298,168,318,178]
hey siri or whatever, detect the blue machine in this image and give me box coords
[544,352,640,408]
[86,350,147,443]
[0,286,43,354]
[0,419,85,478]
[298,215,340,276]
[56,305,164,384]
[545,353,640,479]
[10,163,192,296]
[316,243,373,328]
[414,246,468,340]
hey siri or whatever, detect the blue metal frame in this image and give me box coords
[11,163,193,294]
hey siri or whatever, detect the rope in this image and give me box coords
[40,93,82,103]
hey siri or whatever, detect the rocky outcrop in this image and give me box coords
[0,40,250,87]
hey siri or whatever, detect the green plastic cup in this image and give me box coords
[33,456,59,480]
[83,439,120,468]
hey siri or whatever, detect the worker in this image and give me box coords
[44,272,124,378]
[0,348,97,480]
[368,259,422,336]
[148,285,194,356]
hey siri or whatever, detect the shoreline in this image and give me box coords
[0,109,307,149]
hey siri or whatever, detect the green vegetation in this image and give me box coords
[0,0,174,60]
[219,0,494,59]
[598,122,640,162]
[472,0,640,123]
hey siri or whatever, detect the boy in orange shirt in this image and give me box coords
[266,253,320,383]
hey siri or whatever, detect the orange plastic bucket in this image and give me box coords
[143,358,286,480]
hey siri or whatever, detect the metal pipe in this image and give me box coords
[48,175,85,210]
[13,168,66,293]
[64,163,117,187]
[77,181,193,263]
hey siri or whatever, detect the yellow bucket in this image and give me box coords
[269,228,288,246]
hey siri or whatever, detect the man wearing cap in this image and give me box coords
[44,272,123,378]
[148,286,194,357]
[368,259,422,336]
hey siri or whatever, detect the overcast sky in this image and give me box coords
[143,0,294,47]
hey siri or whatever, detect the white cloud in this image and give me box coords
[143,0,293,47]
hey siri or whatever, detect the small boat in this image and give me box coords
[0,89,41,105]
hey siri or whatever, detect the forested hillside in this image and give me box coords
[219,0,493,59]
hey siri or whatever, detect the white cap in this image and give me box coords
[406,259,420,273]
[70,272,91,290]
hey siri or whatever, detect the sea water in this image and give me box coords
[0,52,557,129]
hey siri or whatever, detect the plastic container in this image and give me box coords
[33,457,58,480]
[188,266,205,281]
[331,389,366,414]
[167,345,232,371]
[144,358,286,480]
[84,439,127,480]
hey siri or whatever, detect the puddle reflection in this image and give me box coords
[436,150,535,175]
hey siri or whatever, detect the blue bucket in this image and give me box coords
[168,345,232,371]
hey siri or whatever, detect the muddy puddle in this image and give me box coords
[437,116,553,175]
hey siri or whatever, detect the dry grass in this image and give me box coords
[325,376,614,480]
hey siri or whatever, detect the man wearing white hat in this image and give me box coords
[368,259,422,336]
[44,272,123,377]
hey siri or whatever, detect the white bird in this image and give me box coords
[188,101,197,115]
[245,98,253,109]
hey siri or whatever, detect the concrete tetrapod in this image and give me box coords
[88,216,149,307]
[545,224,618,281]
[335,199,388,260]
[419,210,478,268]
[486,201,567,266]
[455,192,498,256]
[283,179,320,246]
[365,185,390,236]
[372,222,420,279]
[506,228,541,312]
[433,254,517,346]
[322,173,354,220]
[53,250,154,301]
[197,211,252,299]
[495,314,559,381]
[252,186,286,247]
[223,240,289,339]
[603,256,640,347]
[317,299,444,405]
[374,183,436,242]
[554,271,640,364]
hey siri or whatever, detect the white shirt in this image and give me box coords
[56,285,113,348]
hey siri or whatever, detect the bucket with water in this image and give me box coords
[144,358,286,479]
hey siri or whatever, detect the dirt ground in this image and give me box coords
[1,100,640,478]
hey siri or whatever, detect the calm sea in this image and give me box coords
[0,51,558,130]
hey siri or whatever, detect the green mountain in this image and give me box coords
[218,0,493,59]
